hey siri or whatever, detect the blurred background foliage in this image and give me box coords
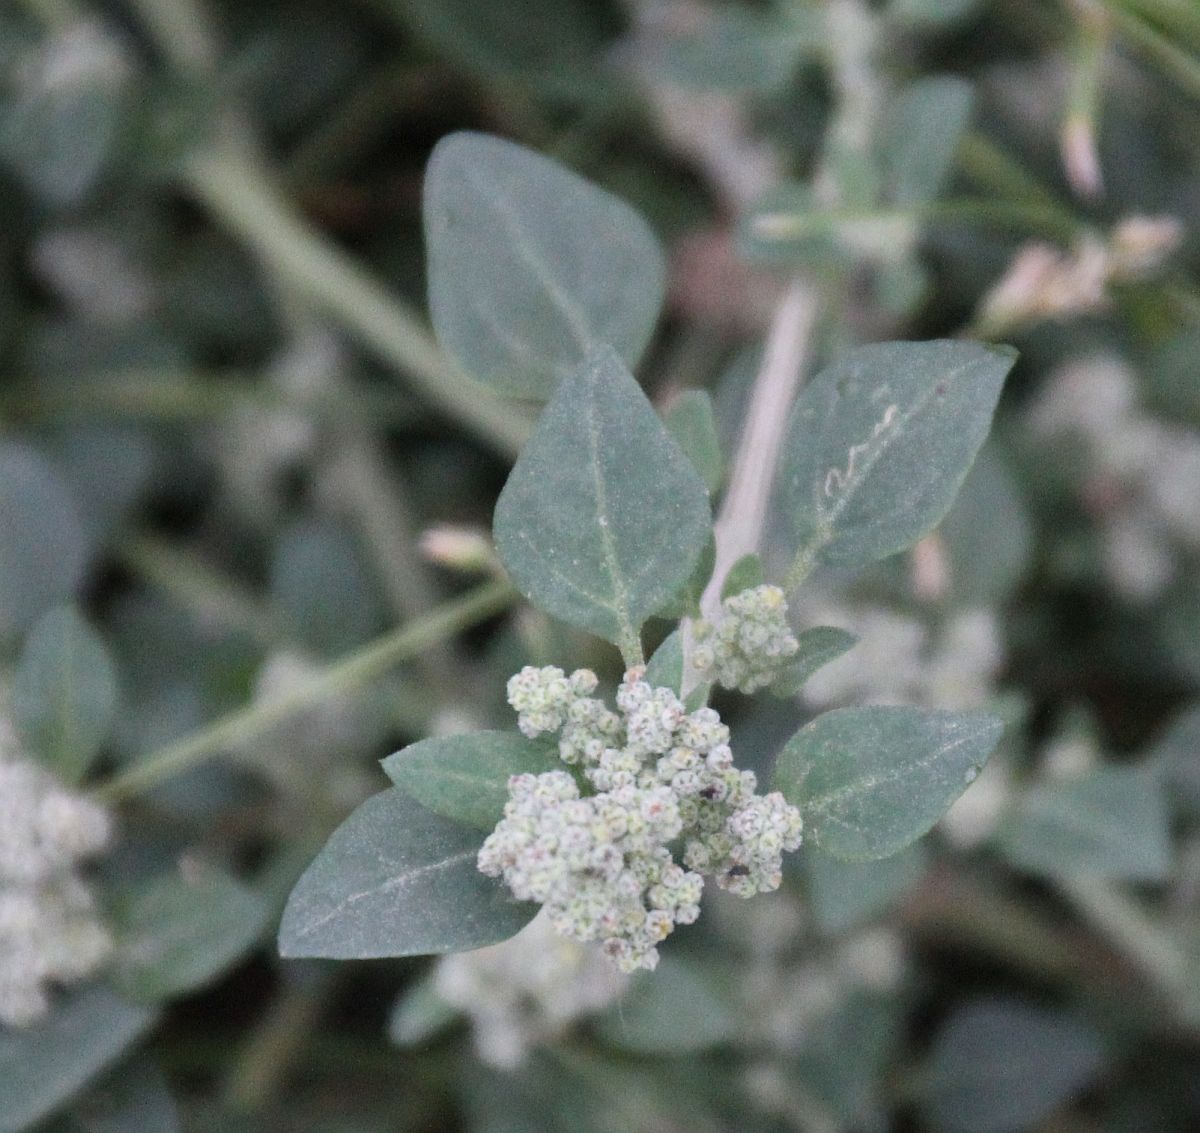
[1,0,1200,1130]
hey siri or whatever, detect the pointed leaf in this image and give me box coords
[494,347,712,658]
[769,625,859,697]
[719,553,764,600]
[645,630,684,694]
[774,706,1003,860]
[382,730,560,830]
[279,789,533,959]
[11,606,118,784]
[425,132,666,399]
[777,341,1014,578]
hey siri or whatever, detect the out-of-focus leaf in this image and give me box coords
[921,998,1106,1133]
[11,606,118,784]
[996,765,1172,883]
[279,789,533,959]
[1149,702,1200,819]
[113,865,271,1002]
[0,443,89,641]
[424,133,665,399]
[0,986,156,1133]
[665,390,724,495]
[803,843,928,933]
[42,1055,180,1133]
[878,76,974,206]
[593,956,736,1054]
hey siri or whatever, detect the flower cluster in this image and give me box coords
[691,585,800,693]
[479,666,803,972]
[0,716,113,1027]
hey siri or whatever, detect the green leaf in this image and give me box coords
[654,533,715,621]
[888,0,987,30]
[113,865,271,1003]
[1150,702,1200,819]
[774,706,1003,860]
[0,443,89,641]
[43,1055,180,1133]
[381,731,560,831]
[424,133,665,399]
[878,76,974,206]
[0,986,156,1133]
[644,629,684,695]
[665,391,723,494]
[494,347,712,660]
[995,766,1172,883]
[279,788,533,959]
[769,626,859,698]
[777,341,1014,580]
[719,553,763,600]
[11,606,118,784]
[388,977,458,1047]
[921,999,1106,1133]
[803,843,927,934]
[593,956,736,1053]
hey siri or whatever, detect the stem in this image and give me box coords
[94,579,516,801]
[114,534,282,647]
[182,150,532,458]
[1057,875,1189,997]
[1099,0,1200,98]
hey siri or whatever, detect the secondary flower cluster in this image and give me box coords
[691,584,800,693]
[0,715,113,1027]
[478,665,803,972]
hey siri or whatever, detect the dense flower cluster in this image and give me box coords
[432,911,628,1068]
[0,716,112,1027]
[691,585,800,692]
[478,666,803,972]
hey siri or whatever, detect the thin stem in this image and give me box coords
[183,150,531,458]
[114,534,282,647]
[94,579,517,801]
[1057,874,1189,997]
[1099,0,1200,98]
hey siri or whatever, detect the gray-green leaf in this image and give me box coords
[921,998,1106,1133]
[665,390,724,494]
[769,626,859,698]
[279,788,532,959]
[11,606,118,784]
[494,347,712,660]
[43,1055,180,1133]
[594,955,736,1054]
[644,630,684,695]
[996,766,1172,883]
[0,986,156,1133]
[774,706,1003,860]
[424,132,665,399]
[381,731,560,831]
[878,76,974,206]
[777,341,1014,581]
[113,866,271,1002]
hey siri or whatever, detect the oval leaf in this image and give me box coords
[0,443,89,640]
[424,132,666,399]
[381,730,560,830]
[11,606,118,784]
[777,340,1014,578]
[494,346,712,659]
[996,766,1172,883]
[922,998,1106,1133]
[0,986,156,1133]
[774,706,1003,860]
[769,625,859,698]
[279,788,533,959]
[113,866,271,1003]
